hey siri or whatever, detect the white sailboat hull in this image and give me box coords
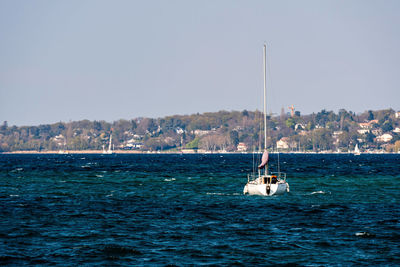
[243,181,289,196]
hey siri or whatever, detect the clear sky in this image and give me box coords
[1,0,399,126]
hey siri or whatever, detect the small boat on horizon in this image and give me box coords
[103,129,114,154]
[354,144,361,156]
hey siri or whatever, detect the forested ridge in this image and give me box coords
[1,108,400,152]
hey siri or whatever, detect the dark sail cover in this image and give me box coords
[258,150,269,169]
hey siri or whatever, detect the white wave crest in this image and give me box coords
[310,191,325,195]
[355,232,373,237]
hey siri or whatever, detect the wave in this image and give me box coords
[310,191,326,195]
[80,165,91,169]
[355,231,375,237]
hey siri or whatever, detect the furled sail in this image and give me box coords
[258,150,269,169]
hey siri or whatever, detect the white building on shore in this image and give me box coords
[237,142,248,152]
[276,137,290,149]
[376,133,393,143]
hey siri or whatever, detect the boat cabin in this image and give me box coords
[262,175,278,184]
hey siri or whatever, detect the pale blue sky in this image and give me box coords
[1,0,399,126]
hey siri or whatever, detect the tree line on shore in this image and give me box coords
[1,108,400,152]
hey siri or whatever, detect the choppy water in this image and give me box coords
[0,153,399,265]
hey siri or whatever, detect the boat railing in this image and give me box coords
[247,172,287,182]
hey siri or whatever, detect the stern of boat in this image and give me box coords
[244,172,289,196]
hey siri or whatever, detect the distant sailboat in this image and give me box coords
[103,129,114,154]
[58,149,68,154]
[354,144,361,156]
[243,44,289,196]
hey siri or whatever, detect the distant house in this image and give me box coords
[124,138,144,149]
[395,111,400,118]
[132,143,144,149]
[376,133,393,143]
[393,127,400,133]
[53,134,64,141]
[52,134,65,146]
[124,131,134,137]
[175,127,185,135]
[194,130,211,136]
[357,129,370,135]
[237,142,248,152]
[133,134,144,140]
[359,120,378,129]
[276,137,290,149]
[332,131,344,137]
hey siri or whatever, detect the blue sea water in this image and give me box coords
[0,153,399,266]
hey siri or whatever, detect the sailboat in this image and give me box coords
[103,130,114,154]
[243,44,289,196]
[354,143,361,155]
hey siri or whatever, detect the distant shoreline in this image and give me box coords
[1,150,399,155]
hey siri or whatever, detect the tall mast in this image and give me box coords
[263,44,269,176]
[263,44,267,150]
